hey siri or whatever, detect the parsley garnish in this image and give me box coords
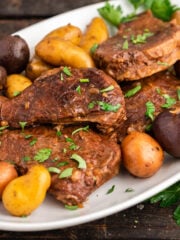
[34,148,52,162]
[177,89,180,101]
[124,84,141,97]
[72,125,89,135]
[13,91,21,97]
[106,185,115,194]
[71,153,87,169]
[59,167,73,178]
[22,156,31,162]
[161,94,176,108]
[150,182,180,225]
[100,85,114,93]
[48,167,61,174]
[122,39,129,50]
[157,61,169,66]
[0,126,9,132]
[29,138,37,146]
[90,43,99,54]
[56,130,62,137]
[76,85,81,94]
[65,205,78,210]
[125,188,134,192]
[79,78,89,83]
[63,66,71,76]
[57,161,69,167]
[19,122,27,132]
[145,101,155,121]
[98,101,121,112]
[131,32,154,44]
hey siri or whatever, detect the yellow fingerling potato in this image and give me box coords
[43,24,82,45]
[26,55,53,80]
[6,74,32,98]
[2,164,51,217]
[79,17,109,53]
[35,37,95,68]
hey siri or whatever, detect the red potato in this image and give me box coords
[0,161,18,198]
[121,132,164,178]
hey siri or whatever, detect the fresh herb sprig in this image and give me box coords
[150,182,180,225]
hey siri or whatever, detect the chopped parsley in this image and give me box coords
[106,185,115,194]
[122,39,129,50]
[88,101,121,112]
[161,94,176,108]
[100,85,114,93]
[76,85,81,94]
[65,205,78,210]
[63,66,71,76]
[131,31,154,44]
[71,153,87,169]
[145,101,155,121]
[24,134,32,139]
[29,138,37,146]
[57,161,69,167]
[79,78,89,83]
[59,167,73,178]
[90,43,99,54]
[56,130,62,137]
[48,167,61,174]
[125,188,134,192]
[22,156,31,162]
[19,122,27,132]
[177,89,180,101]
[72,125,89,135]
[0,126,9,132]
[157,61,169,66]
[13,91,21,97]
[124,84,141,97]
[34,148,52,162]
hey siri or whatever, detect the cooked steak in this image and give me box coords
[0,67,126,134]
[117,71,180,141]
[0,125,121,205]
[93,11,180,81]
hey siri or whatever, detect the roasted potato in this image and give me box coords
[35,37,95,68]
[2,164,51,216]
[43,23,82,45]
[0,35,29,74]
[26,55,53,80]
[121,131,164,178]
[0,161,18,199]
[152,107,180,158]
[79,17,109,53]
[6,74,32,98]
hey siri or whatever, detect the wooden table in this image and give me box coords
[0,0,179,239]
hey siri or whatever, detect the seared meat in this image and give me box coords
[93,11,180,81]
[0,125,121,205]
[118,71,180,141]
[0,67,126,134]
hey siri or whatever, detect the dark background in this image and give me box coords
[0,0,179,239]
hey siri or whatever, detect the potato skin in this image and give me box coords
[35,37,95,68]
[0,35,29,74]
[44,24,82,45]
[25,55,53,80]
[121,132,164,178]
[2,165,51,217]
[79,17,109,53]
[0,161,18,199]
[6,74,32,98]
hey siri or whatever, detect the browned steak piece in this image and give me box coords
[0,67,126,134]
[93,11,180,81]
[0,125,121,205]
[118,71,180,141]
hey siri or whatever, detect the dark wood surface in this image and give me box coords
[0,0,179,239]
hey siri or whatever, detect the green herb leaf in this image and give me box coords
[161,94,176,108]
[97,101,121,112]
[124,84,141,97]
[88,101,96,109]
[22,156,31,162]
[98,2,122,27]
[76,85,81,94]
[29,138,37,146]
[79,78,89,83]
[122,39,129,50]
[128,0,145,10]
[177,89,180,101]
[56,130,62,137]
[63,66,72,76]
[157,61,169,66]
[106,185,115,194]
[90,43,99,54]
[59,167,73,178]
[125,188,134,192]
[0,126,9,132]
[19,122,27,132]
[57,161,69,167]
[65,205,78,210]
[34,148,52,162]
[72,125,89,135]
[71,153,87,169]
[145,101,155,121]
[100,85,114,93]
[48,167,61,174]
[13,91,21,97]
[131,32,154,44]
[24,134,32,139]
[174,205,180,225]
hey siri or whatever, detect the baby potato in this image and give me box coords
[0,161,18,199]
[43,24,82,45]
[79,17,109,53]
[2,164,51,217]
[6,74,32,98]
[121,131,164,178]
[26,55,53,80]
[35,37,95,68]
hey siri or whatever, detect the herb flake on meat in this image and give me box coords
[71,153,87,169]
[34,148,52,162]
[124,84,142,97]
[71,125,89,135]
[100,85,114,93]
[59,167,73,178]
[145,101,155,120]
